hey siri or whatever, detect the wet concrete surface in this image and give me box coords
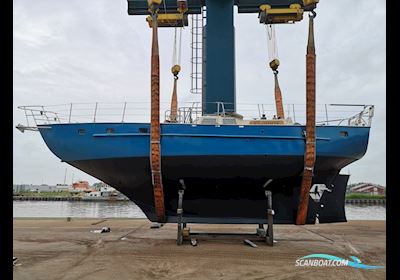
[13,219,385,280]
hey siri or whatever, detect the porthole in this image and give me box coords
[106,128,115,134]
[78,129,86,135]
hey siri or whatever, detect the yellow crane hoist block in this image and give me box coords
[146,13,189,28]
[259,4,304,24]
[147,0,162,5]
[177,0,188,14]
[303,0,319,7]
[147,0,162,14]
[171,64,181,76]
[269,59,280,71]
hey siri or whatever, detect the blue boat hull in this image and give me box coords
[38,123,370,224]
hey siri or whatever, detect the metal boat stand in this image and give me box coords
[176,189,275,246]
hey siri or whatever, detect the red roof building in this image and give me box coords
[72,181,93,192]
[350,183,385,195]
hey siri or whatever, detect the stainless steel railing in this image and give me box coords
[16,102,374,129]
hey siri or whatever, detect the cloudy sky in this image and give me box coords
[13,0,386,186]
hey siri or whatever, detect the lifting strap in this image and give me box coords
[266,24,285,119]
[169,74,179,122]
[296,11,317,225]
[149,2,166,223]
[273,70,284,119]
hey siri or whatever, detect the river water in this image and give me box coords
[13,201,386,220]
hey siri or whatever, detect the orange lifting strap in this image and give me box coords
[296,11,316,225]
[273,71,285,119]
[269,62,285,119]
[149,3,166,223]
[169,73,179,122]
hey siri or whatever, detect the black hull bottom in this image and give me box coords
[69,156,350,224]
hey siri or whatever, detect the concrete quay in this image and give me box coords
[13,219,386,280]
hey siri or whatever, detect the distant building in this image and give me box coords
[90,182,129,200]
[93,182,112,190]
[37,184,58,192]
[350,183,385,195]
[13,184,72,193]
[55,184,70,191]
[71,181,93,193]
[13,184,28,193]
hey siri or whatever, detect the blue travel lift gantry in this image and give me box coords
[127,0,319,245]
[127,0,318,115]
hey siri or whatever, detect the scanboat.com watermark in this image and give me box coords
[295,254,384,270]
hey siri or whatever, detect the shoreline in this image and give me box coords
[345,199,386,205]
[12,217,382,221]
[13,196,129,201]
[13,217,147,220]
[13,196,387,205]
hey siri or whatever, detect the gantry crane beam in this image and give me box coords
[128,0,317,115]
[127,0,316,15]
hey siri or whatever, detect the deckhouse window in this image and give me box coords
[202,118,217,125]
[222,118,236,125]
